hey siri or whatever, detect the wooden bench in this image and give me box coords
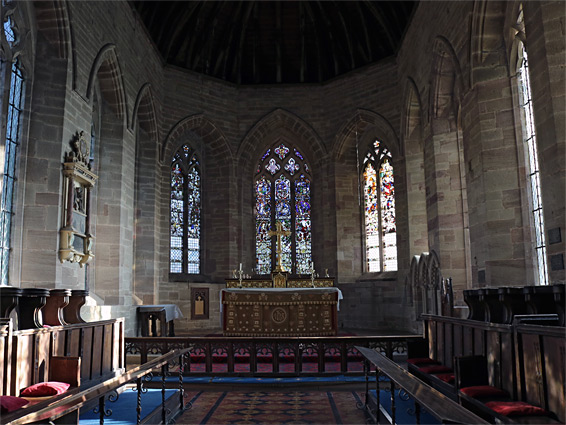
[411,314,565,424]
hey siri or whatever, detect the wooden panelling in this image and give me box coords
[473,328,484,355]
[91,326,104,378]
[520,333,545,408]
[485,331,500,388]
[462,326,473,356]
[0,319,123,396]
[81,327,93,381]
[443,322,453,368]
[543,336,565,423]
[102,324,112,374]
[500,332,515,398]
[422,315,564,421]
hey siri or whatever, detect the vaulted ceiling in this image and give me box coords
[131,1,416,85]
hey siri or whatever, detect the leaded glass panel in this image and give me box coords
[295,174,311,274]
[275,175,292,271]
[0,58,24,285]
[362,140,397,273]
[380,159,397,271]
[364,163,380,272]
[255,176,271,274]
[254,145,312,274]
[169,145,201,274]
[517,15,548,285]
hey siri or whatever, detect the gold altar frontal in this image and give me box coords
[225,272,334,288]
[221,288,342,337]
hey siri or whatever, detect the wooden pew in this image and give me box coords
[356,345,488,424]
[416,314,564,423]
[2,318,124,397]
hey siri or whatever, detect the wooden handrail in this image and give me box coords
[355,346,488,424]
[5,348,191,425]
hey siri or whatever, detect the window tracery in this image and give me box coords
[363,140,397,272]
[170,144,201,274]
[255,143,311,275]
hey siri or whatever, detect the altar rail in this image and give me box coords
[355,346,487,424]
[125,335,424,376]
[1,318,124,396]
[420,314,565,423]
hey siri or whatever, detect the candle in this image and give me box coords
[239,263,242,271]
[311,261,314,269]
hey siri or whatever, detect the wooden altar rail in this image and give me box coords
[125,335,424,376]
[1,318,124,396]
[355,346,488,424]
[3,348,191,425]
[421,314,565,423]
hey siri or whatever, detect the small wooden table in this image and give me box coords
[137,304,183,337]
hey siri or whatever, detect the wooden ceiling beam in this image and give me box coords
[234,1,255,84]
[363,0,397,52]
[302,2,323,82]
[334,2,356,69]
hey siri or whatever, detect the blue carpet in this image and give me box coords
[372,389,440,425]
[79,388,177,425]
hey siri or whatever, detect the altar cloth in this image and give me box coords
[221,287,342,337]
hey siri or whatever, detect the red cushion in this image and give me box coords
[20,381,70,397]
[418,365,453,373]
[0,395,29,413]
[485,401,548,417]
[407,357,440,365]
[435,373,455,383]
[461,385,510,399]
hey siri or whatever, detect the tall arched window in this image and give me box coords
[516,6,548,285]
[170,145,201,274]
[0,12,25,285]
[363,140,397,272]
[255,143,312,274]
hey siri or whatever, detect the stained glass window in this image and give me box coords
[517,8,548,285]
[0,15,24,285]
[254,143,312,274]
[170,145,201,274]
[363,140,397,272]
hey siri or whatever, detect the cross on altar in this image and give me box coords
[268,221,291,272]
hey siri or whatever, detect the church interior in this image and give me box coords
[0,1,564,424]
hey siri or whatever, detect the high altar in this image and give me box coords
[222,221,341,336]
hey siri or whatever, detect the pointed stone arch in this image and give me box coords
[132,83,160,304]
[334,109,399,162]
[33,0,72,60]
[86,44,128,125]
[402,78,428,257]
[430,36,465,123]
[470,0,508,87]
[132,83,158,144]
[161,114,231,164]
[238,108,325,175]
[426,36,470,293]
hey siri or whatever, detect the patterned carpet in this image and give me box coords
[176,390,368,424]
